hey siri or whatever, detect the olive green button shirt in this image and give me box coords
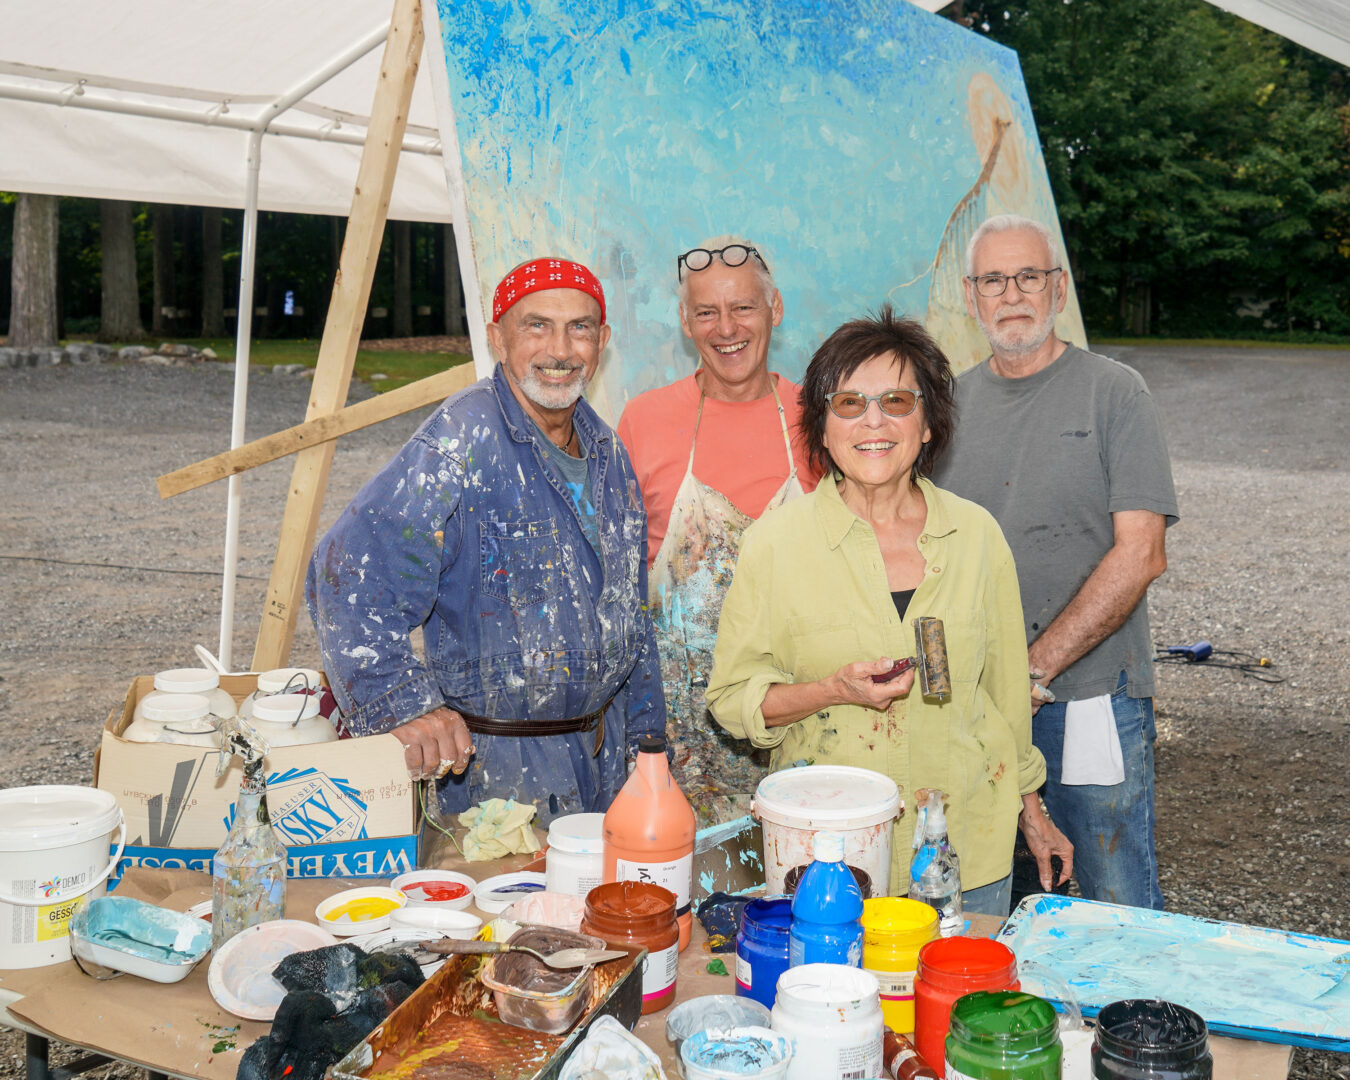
[706,473,1046,890]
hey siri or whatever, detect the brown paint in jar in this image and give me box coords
[581,880,679,1014]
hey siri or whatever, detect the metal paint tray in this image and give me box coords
[331,937,644,1080]
[997,894,1350,1051]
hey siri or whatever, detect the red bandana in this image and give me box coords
[492,258,606,324]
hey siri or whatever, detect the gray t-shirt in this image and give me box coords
[532,421,600,557]
[932,345,1178,701]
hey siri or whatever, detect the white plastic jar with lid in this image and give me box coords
[133,668,237,729]
[122,693,221,747]
[242,692,337,748]
[771,963,884,1080]
[545,812,605,898]
[238,667,323,720]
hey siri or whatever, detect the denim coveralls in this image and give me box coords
[307,364,666,825]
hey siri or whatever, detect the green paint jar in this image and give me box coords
[944,990,1062,1080]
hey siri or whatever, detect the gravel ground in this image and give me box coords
[0,345,1347,1078]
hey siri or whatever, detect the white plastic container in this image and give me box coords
[771,963,884,1080]
[474,871,547,914]
[389,868,476,910]
[545,812,605,898]
[122,692,220,747]
[0,785,126,968]
[133,668,237,728]
[243,693,338,748]
[681,1026,792,1080]
[239,668,323,719]
[753,766,901,896]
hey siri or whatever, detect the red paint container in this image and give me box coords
[912,935,1018,1071]
[581,881,679,1014]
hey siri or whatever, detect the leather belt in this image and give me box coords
[460,709,607,756]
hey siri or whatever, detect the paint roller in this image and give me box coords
[870,615,951,702]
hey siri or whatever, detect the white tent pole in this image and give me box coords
[218,128,263,671]
[217,21,410,669]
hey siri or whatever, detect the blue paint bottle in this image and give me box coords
[735,896,792,1009]
[788,830,864,968]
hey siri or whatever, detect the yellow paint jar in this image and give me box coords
[862,897,939,1033]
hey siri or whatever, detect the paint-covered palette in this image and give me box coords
[998,894,1350,1051]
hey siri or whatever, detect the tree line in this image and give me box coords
[4,0,1347,346]
[0,198,467,347]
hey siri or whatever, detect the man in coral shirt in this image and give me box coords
[617,237,819,824]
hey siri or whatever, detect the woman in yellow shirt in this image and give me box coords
[706,306,1072,914]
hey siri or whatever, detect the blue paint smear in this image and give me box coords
[999,896,1350,1051]
[430,0,1079,418]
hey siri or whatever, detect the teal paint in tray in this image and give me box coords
[997,895,1350,1051]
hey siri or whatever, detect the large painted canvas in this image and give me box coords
[426,0,1087,421]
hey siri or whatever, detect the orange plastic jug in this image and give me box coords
[602,735,696,951]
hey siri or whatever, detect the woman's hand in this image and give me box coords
[761,658,917,728]
[1019,794,1074,889]
[391,706,475,780]
[831,659,917,710]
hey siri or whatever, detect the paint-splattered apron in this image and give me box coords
[649,381,805,826]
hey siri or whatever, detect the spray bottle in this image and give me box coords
[907,788,962,937]
[211,718,287,949]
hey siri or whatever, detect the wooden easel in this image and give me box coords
[156,0,475,670]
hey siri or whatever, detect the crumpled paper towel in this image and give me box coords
[456,798,541,861]
[558,1015,668,1080]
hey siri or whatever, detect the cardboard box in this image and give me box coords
[94,674,420,884]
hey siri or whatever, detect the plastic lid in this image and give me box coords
[547,812,605,854]
[139,692,212,724]
[256,667,322,694]
[813,830,845,862]
[637,735,666,754]
[754,765,901,830]
[250,693,321,724]
[917,936,1017,987]
[0,785,122,850]
[154,667,222,694]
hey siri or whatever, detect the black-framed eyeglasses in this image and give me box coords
[825,389,924,419]
[677,244,768,281]
[967,267,1062,297]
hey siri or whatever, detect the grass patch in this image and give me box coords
[77,337,474,392]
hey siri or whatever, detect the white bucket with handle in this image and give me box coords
[0,785,126,969]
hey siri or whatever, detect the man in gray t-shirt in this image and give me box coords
[933,214,1178,909]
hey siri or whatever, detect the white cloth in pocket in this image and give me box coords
[1060,694,1125,786]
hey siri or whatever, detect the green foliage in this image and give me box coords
[968,0,1350,337]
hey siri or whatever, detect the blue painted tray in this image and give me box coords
[997,894,1350,1051]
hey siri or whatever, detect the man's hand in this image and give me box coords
[1019,794,1073,890]
[391,706,474,781]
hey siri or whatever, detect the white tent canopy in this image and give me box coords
[0,0,452,220]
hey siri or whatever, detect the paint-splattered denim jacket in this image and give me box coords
[307,364,666,759]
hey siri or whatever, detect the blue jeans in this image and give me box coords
[1033,675,1165,910]
[963,872,1013,918]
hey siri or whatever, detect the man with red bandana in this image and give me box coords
[308,258,665,826]
[617,237,819,824]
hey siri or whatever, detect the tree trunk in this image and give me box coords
[9,193,60,347]
[201,206,224,338]
[393,219,413,338]
[443,223,465,335]
[98,200,145,342]
[152,204,176,336]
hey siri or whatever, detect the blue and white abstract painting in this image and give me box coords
[429,0,1087,421]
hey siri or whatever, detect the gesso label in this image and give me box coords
[615,854,692,915]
